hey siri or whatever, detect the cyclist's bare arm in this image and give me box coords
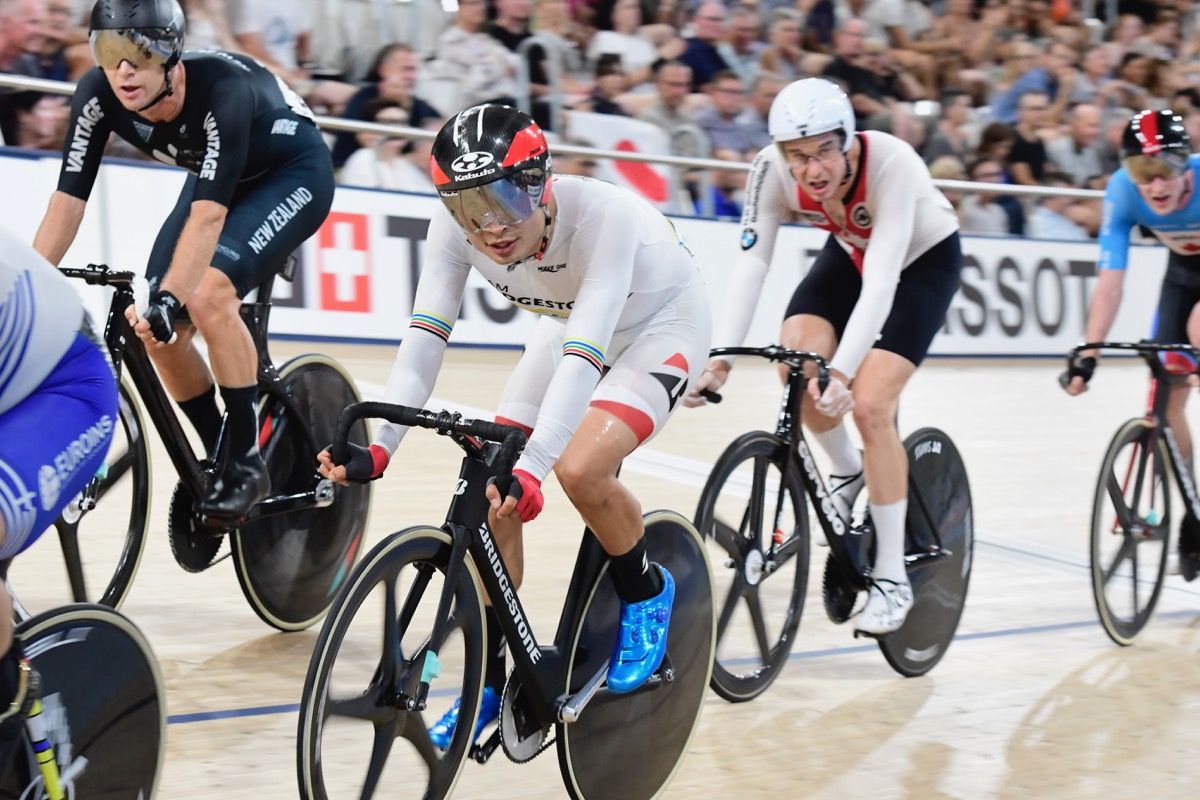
[158,200,229,302]
[32,191,86,267]
[1081,269,1126,358]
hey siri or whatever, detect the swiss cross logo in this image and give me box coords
[317,212,371,312]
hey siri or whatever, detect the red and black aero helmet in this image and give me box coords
[1121,109,1191,184]
[430,104,553,233]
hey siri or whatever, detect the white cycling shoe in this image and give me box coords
[819,470,864,546]
[854,578,913,636]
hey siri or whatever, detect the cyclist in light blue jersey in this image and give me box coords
[1063,109,1200,467]
[0,223,117,770]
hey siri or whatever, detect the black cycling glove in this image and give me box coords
[1058,356,1097,390]
[323,442,390,483]
[144,290,181,344]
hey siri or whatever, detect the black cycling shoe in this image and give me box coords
[196,456,270,521]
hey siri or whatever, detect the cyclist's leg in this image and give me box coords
[0,333,115,760]
[855,232,962,634]
[556,281,709,692]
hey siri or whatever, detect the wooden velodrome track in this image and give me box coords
[8,340,1200,798]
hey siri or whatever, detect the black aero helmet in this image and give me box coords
[430,104,552,233]
[1121,109,1191,184]
[89,0,186,74]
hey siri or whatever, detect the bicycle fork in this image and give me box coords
[24,698,64,800]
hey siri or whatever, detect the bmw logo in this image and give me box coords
[451,151,495,173]
[741,228,758,250]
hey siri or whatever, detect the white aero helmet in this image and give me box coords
[768,78,856,152]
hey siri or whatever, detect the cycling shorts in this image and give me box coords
[0,332,117,560]
[785,232,963,367]
[148,123,335,299]
[1151,254,1200,373]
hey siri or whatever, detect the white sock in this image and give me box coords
[869,499,908,584]
[811,425,861,477]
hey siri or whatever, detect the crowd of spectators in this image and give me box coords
[5,0,1200,239]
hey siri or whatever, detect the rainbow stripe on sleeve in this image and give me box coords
[410,312,453,342]
[563,339,604,371]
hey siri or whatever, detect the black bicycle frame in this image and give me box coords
[60,264,325,522]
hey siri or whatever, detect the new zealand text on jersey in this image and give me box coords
[65,98,104,173]
[248,187,314,254]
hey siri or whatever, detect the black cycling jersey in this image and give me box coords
[57,51,319,208]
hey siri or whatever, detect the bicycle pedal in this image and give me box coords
[471,728,501,764]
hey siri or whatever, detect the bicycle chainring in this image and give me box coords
[168,482,222,573]
[822,554,857,624]
[499,670,552,763]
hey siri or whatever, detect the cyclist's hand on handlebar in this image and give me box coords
[684,359,730,408]
[317,443,390,485]
[486,469,544,522]
[810,372,854,417]
[124,290,180,347]
[1059,356,1096,396]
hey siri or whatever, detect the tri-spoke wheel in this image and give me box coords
[693,431,808,702]
[1089,417,1171,646]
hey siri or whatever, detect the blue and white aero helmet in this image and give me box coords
[768,78,855,152]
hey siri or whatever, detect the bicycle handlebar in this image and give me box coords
[707,345,832,400]
[1065,341,1200,384]
[59,264,138,288]
[330,401,527,485]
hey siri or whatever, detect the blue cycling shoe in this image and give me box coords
[427,685,501,750]
[607,564,675,694]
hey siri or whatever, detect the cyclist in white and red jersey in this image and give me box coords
[685,77,963,636]
[317,104,711,745]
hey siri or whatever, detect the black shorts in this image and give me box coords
[785,232,963,367]
[147,124,334,299]
[1152,251,1200,345]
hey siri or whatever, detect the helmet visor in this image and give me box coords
[439,169,547,234]
[1124,151,1189,185]
[89,28,176,71]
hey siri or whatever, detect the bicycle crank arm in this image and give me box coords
[558,659,611,723]
[904,548,951,568]
[238,480,337,522]
[472,729,502,764]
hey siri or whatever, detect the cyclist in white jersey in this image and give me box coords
[684,78,963,636]
[317,104,711,746]
[0,224,117,769]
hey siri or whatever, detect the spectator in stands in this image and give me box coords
[835,0,938,98]
[577,53,630,115]
[1103,51,1153,112]
[230,0,311,87]
[636,59,702,157]
[922,88,973,164]
[1028,170,1089,241]
[859,36,925,107]
[928,0,1003,72]
[694,147,745,218]
[756,9,809,81]
[331,44,441,168]
[989,39,1078,126]
[0,0,46,77]
[339,98,436,193]
[958,156,1012,236]
[36,0,89,81]
[735,70,788,151]
[695,70,757,155]
[586,0,680,94]
[801,0,836,53]
[1095,105,1134,175]
[1068,45,1113,106]
[679,2,732,91]
[821,18,892,129]
[928,154,967,226]
[1046,102,1103,187]
[3,90,65,150]
[429,0,521,109]
[554,137,600,177]
[526,0,593,126]
[1102,14,1145,67]
[1007,90,1052,186]
[183,0,242,54]
[718,4,763,86]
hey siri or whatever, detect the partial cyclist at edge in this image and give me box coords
[0,224,118,771]
[684,77,964,636]
[317,104,711,747]
[31,0,335,521]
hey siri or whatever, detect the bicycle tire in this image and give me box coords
[0,603,165,797]
[297,526,487,800]
[692,430,808,703]
[14,378,151,613]
[878,427,973,677]
[1089,417,1170,646]
[233,354,372,631]
[557,511,714,800]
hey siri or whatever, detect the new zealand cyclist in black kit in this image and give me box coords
[31,0,335,520]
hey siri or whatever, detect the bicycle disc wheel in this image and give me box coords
[298,526,487,800]
[557,511,714,800]
[878,427,973,677]
[234,355,372,631]
[1090,417,1170,646]
[0,603,165,797]
[11,378,150,613]
[693,431,808,703]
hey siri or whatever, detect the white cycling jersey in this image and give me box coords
[376,175,706,480]
[718,131,958,378]
[0,226,83,416]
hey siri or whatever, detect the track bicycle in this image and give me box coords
[0,598,166,798]
[297,401,715,800]
[4,261,373,631]
[693,345,974,696]
[1064,341,1200,646]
